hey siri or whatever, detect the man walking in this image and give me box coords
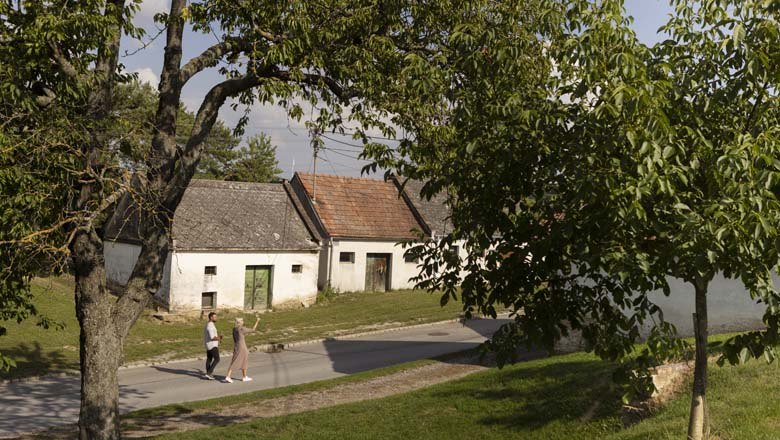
[204,311,223,380]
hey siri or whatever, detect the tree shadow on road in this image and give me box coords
[316,317,514,375]
[0,369,153,438]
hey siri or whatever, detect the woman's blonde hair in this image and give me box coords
[234,317,244,327]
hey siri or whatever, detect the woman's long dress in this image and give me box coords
[228,326,250,371]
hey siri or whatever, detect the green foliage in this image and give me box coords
[113,81,242,176]
[316,283,340,305]
[224,133,283,183]
[0,105,85,373]
[365,0,780,403]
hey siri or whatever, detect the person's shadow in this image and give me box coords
[151,365,211,380]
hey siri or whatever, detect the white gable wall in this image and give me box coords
[326,239,420,292]
[168,250,319,311]
[646,274,769,337]
[104,241,171,305]
[104,241,140,286]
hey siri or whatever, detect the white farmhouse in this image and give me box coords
[103,180,321,312]
[290,172,427,292]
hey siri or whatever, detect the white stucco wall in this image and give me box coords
[646,274,771,337]
[167,250,319,311]
[322,239,422,292]
[103,241,171,304]
[104,241,140,286]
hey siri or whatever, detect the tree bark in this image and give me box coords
[687,276,710,440]
[71,229,123,440]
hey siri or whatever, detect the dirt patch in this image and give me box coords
[121,358,488,438]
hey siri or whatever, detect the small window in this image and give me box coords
[204,266,217,275]
[292,264,303,273]
[201,292,216,309]
[404,253,418,263]
[445,246,460,260]
[339,252,355,263]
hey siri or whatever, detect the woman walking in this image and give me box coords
[224,315,260,383]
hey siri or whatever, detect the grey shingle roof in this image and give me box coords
[393,178,453,236]
[104,180,320,251]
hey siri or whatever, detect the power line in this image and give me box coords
[319,155,366,173]
[248,122,402,143]
[320,134,365,149]
[323,147,369,161]
[325,146,365,154]
[327,127,402,142]
[321,150,340,175]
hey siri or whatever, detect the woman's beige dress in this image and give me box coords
[228,326,251,371]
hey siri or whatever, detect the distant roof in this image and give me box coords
[393,178,453,236]
[104,180,319,251]
[293,172,424,240]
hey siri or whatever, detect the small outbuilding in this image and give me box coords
[290,172,427,292]
[103,179,321,312]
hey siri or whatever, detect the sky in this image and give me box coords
[120,0,674,179]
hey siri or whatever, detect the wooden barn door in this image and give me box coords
[365,253,391,292]
[244,265,272,310]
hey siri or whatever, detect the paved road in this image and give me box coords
[0,317,509,438]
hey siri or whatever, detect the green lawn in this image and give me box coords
[0,276,465,380]
[154,352,780,440]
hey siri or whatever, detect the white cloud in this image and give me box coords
[131,67,159,88]
[133,0,169,28]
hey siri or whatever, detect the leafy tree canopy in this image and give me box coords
[113,80,242,177]
[2,1,555,437]
[366,0,780,438]
[223,133,283,183]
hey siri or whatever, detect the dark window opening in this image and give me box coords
[204,266,217,275]
[202,292,216,309]
[339,252,355,263]
[292,264,303,273]
[445,246,460,261]
[404,253,418,263]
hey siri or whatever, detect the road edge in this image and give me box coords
[1,314,510,385]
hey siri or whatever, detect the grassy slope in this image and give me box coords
[0,276,464,380]
[155,352,780,440]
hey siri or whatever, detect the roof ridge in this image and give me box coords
[294,172,384,182]
[189,179,285,191]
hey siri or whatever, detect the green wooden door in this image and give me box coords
[244,265,271,310]
[365,254,390,292]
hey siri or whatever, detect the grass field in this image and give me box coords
[153,351,780,440]
[0,276,465,380]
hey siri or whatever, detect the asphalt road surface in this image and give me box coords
[0,317,509,438]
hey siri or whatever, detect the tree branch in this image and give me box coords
[49,42,82,81]
[112,0,187,336]
[148,0,187,164]
[270,70,357,100]
[113,67,354,332]
[178,37,253,86]
[94,0,126,79]
[178,27,287,86]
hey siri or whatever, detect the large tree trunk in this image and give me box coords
[71,229,123,440]
[687,276,710,440]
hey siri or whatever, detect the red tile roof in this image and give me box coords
[295,173,424,239]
